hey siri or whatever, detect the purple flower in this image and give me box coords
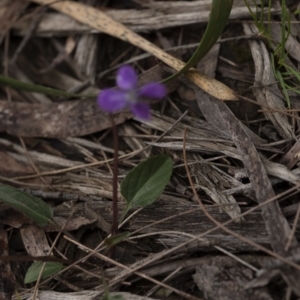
[97,65,167,120]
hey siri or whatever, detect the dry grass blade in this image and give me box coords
[195,89,300,295]
[31,0,237,101]
[21,290,160,300]
[243,23,293,139]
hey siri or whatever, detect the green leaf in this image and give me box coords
[104,232,131,248]
[163,0,233,83]
[276,69,291,108]
[0,183,52,226]
[24,261,63,284]
[121,155,173,214]
[0,75,96,98]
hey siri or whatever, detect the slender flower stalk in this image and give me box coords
[97,65,167,237]
[110,115,119,236]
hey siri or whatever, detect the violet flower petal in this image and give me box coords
[131,102,150,120]
[97,89,127,112]
[117,65,137,90]
[138,83,167,99]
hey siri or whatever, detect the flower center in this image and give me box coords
[126,89,138,105]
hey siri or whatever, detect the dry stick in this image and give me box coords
[128,231,258,272]
[214,245,258,272]
[146,266,182,297]
[18,137,51,188]
[63,235,202,300]
[31,0,237,101]
[182,128,300,271]
[0,176,48,188]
